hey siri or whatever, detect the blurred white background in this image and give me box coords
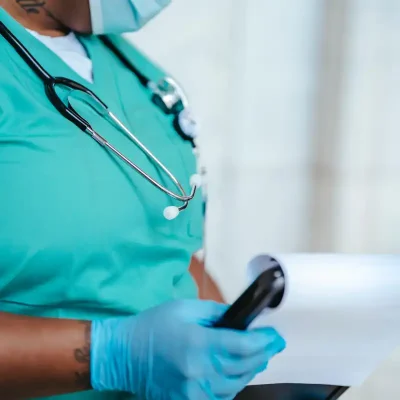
[128,0,400,398]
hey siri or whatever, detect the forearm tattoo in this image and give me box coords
[74,321,91,390]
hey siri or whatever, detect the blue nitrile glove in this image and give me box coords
[91,300,286,400]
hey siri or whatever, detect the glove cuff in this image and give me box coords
[91,318,130,392]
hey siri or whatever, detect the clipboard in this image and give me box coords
[235,384,349,400]
[216,266,350,399]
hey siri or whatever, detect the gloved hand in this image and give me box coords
[91,300,285,400]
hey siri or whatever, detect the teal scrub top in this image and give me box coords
[0,8,203,400]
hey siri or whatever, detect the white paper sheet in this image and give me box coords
[246,254,400,386]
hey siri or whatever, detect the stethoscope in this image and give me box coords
[0,21,202,220]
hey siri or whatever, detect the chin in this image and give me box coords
[62,14,92,34]
[69,22,93,34]
[57,2,92,34]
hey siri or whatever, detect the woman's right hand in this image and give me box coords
[91,300,286,400]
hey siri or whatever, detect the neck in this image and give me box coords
[0,0,69,36]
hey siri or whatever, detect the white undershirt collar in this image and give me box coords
[26,29,94,83]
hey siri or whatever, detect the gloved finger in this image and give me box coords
[212,327,286,357]
[217,395,235,400]
[212,349,277,377]
[212,369,262,398]
[184,379,216,400]
[197,379,217,400]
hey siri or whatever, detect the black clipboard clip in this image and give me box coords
[214,259,286,330]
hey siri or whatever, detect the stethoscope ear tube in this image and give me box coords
[99,35,150,87]
[49,78,110,132]
[0,21,52,82]
[0,23,201,219]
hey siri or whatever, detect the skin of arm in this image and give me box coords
[0,313,91,399]
[190,255,225,303]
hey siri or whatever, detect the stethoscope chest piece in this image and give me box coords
[149,77,185,115]
[149,77,198,145]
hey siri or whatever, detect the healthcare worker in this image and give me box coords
[0,1,286,399]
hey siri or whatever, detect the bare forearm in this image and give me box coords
[0,312,91,399]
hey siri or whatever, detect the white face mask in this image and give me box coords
[89,0,171,35]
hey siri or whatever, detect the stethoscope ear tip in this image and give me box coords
[164,206,180,220]
[190,174,202,188]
